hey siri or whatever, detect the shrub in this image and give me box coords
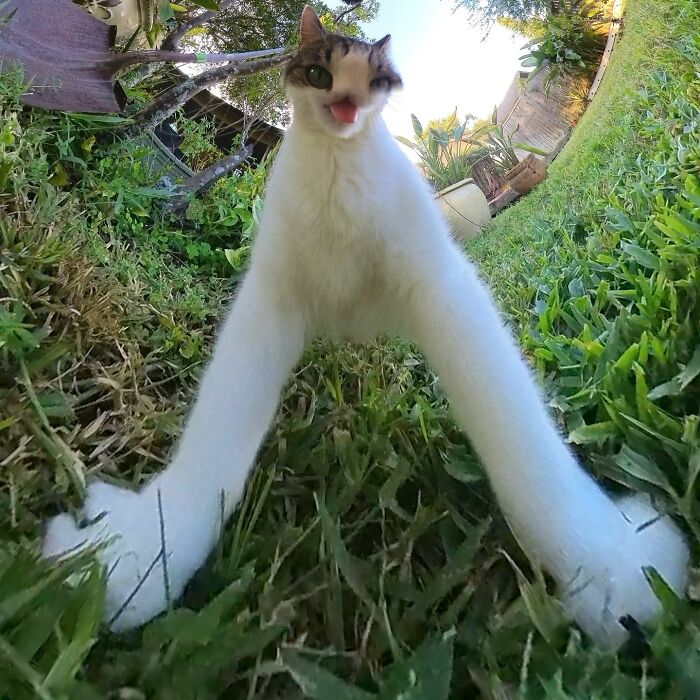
[175,113,225,171]
[520,1,608,89]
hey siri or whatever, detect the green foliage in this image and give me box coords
[497,14,547,39]
[0,545,105,700]
[421,109,468,139]
[283,628,457,699]
[453,0,550,29]
[514,81,700,530]
[175,113,224,170]
[396,112,477,191]
[57,110,270,280]
[520,3,607,89]
[399,106,549,190]
[183,151,270,275]
[471,0,700,683]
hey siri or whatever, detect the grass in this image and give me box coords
[0,0,699,696]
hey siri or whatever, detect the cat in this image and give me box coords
[43,5,688,648]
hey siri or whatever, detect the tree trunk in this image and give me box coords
[163,142,254,215]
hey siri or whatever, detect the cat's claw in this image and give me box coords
[43,480,216,632]
[560,493,689,649]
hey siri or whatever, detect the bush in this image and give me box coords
[175,113,224,171]
[520,2,608,89]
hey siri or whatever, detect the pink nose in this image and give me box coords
[330,98,358,124]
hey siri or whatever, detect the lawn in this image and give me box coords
[0,0,698,697]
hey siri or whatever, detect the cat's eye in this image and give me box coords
[370,76,392,91]
[306,65,333,90]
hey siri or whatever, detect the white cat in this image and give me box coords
[44,5,688,648]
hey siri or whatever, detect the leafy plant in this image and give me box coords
[396,113,477,191]
[453,0,550,29]
[467,110,549,177]
[175,113,224,171]
[400,105,549,189]
[284,628,457,699]
[520,1,608,89]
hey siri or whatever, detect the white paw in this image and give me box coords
[43,480,218,631]
[560,493,689,649]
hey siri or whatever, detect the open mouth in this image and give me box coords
[327,98,358,125]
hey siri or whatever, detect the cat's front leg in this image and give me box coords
[43,270,306,631]
[401,246,688,648]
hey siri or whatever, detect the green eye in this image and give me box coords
[306,65,333,89]
[370,76,391,91]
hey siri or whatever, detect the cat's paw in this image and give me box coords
[560,493,689,649]
[43,480,216,632]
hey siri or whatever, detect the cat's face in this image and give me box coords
[284,6,402,139]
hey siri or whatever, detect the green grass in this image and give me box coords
[0,0,699,696]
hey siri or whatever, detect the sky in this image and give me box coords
[363,0,526,140]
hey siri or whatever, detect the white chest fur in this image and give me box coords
[254,121,404,333]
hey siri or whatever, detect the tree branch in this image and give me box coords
[162,0,239,50]
[162,141,254,215]
[121,52,290,138]
[98,46,285,72]
[333,0,364,25]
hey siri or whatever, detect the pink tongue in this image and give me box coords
[330,98,358,124]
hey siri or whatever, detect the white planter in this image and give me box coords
[436,178,491,240]
[83,0,145,40]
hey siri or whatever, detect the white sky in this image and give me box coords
[364,0,525,139]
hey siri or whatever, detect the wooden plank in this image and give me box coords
[488,186,520,215]
[588,0,623,101]
[544,128,573,165]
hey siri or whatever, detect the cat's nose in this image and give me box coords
[330,91,365,108]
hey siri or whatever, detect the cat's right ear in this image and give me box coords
[300,5,325,47]
[373,34,392,55]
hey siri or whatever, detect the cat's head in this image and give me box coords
[283,5,402,138]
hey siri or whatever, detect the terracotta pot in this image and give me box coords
[505,154,548,195]
[436,178,491,241]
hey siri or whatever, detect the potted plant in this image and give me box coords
[396,113,491,240]
[469,113,549,195]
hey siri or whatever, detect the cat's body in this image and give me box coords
[44,6,688,648]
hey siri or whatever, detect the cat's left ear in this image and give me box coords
[373,34,392,55]
[300,5,325,47]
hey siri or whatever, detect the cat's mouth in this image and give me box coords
[327,98,359,125]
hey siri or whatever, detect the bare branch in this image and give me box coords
[163,143,254,215]
[333,0,364,25]
[121,52,291,137]
[89,46,286,73]
[163,0,239,50]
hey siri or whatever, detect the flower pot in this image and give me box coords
[505,153,548,195]
[436,178,491,241]
[84,0,144,39]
